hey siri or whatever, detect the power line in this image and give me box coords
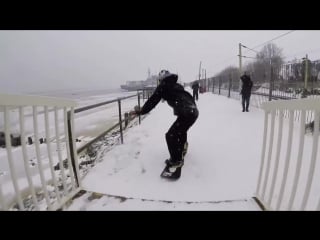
[209,31,295,77]
[251,30,295,50]
[242,30,295,57]
[222,31,295,70]
[242,55,259,59]
[241,44,259,54]
[239,31,296,68]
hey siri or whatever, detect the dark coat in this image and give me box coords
[240,74,253,96]
[192,82,200,92]
[140,74,197,116]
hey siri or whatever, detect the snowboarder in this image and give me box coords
[132,70,199,180]
[240,72,253,112]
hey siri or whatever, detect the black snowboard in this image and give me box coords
[161,141,188,180]
[160,164,182,180]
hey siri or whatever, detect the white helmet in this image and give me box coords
[158,69,171,81]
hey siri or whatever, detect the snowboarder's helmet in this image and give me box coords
[158,70,170,82]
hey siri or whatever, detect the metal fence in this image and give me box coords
[71,91,146,180]
[194,59,320,125]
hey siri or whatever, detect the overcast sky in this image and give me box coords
[1,30,320,94]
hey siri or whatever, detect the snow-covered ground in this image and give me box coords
[66,89,319,211]
[2,88,319,210]
[67,92,265,210]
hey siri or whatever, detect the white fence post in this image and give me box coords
[261,110,276,203]
[4,106,24,210]
[275,110,294,210]
[20,106,39,210]
[44,106,62,206]
[287,110,306,210]
[267,110,284,206]
[33,106,52,210]
[256,111,269,197]
[54,107,68,196]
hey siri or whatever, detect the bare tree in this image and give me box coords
[257,43,284,66]
[244,43,284,86]
[214,66,240,90]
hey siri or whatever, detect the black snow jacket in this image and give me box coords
[140,74,197,116]
[192,81,200,91]
[240,74,253,96]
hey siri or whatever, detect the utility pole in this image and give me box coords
[269,63,273,101]
[198,61,202,93]
[239,43,243,91]
[202,69,205,91]
[304,54,308,89]
[202,69,205,81]
[198,61,202,82]
[205,69,207,92]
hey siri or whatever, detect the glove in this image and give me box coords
[134,105,141,114]
[129,105,141,117]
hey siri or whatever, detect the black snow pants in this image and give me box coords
[193,90,198,101]
[242,94,251,111]
[165,108,199,164]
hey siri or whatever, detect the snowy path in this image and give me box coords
[67,93,264,210]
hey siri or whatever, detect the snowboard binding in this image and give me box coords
[160,162,182,180]
[164,141,188,165]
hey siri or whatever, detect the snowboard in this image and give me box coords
[160,163,182,180]
[161,142,188,180]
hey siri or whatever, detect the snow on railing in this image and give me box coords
[256,98,320,210]
[0,93,81,210]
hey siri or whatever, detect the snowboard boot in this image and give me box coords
[164,159,184,168]
[164,141,188,165]
[160,165,182,180]
[160,160,183,180]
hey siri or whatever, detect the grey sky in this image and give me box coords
[1,30,320,94]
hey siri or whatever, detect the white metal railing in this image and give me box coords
[0,93,81,210]
[256,98,320,210]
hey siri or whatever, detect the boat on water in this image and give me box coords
[120,80,146,91]
[121,70,159,91]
